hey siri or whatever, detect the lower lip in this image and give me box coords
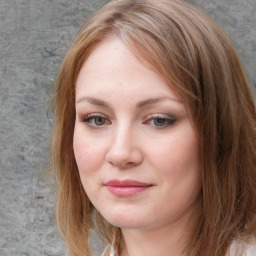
[106,186,151,197]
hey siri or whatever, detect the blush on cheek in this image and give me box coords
[74,142,105,176]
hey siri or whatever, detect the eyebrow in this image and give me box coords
[76,96,110,108]
[135,96,181,108]
[76,96,181,108]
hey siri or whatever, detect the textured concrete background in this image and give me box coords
[0,1,255,256]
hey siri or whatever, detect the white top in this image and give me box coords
[101,237,256,256]
[228,237,256,256]
[101,246,115,256]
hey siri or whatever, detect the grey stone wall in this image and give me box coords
[0,1,255,256]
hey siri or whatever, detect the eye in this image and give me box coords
[81,114,110,127]
[153,117,172,126]
[144,115,176,128]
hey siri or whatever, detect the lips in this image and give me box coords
[104,179,152,197]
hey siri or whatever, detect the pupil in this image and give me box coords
[95,117,105,125]
[154,118,165,126]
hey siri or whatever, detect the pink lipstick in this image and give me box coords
[104,179,152,197]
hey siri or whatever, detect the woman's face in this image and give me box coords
[73,37,201,231]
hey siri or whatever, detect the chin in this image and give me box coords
[103,211,149,229]
[109,220,145,229]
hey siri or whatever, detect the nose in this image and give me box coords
[105,126,143,169]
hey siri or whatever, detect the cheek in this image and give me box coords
[73,127,105,175]
[149,134,199,174]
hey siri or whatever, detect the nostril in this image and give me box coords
[105,147,143,169]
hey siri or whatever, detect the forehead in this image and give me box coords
[75,36,179,101]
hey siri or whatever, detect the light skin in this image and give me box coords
[73,37,201,256]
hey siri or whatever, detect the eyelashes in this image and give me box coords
[80,113,110,127]
[144,115,176,127]
[79,113,176,128]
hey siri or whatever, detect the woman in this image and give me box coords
[51,0,256,255]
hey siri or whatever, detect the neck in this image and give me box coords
[120,212,198,256]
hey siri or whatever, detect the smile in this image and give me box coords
[104,179,153,197]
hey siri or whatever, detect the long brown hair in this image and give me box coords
[51,0,256,255]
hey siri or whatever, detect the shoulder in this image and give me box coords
[228,236,256,256]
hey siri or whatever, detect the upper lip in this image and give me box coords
[104,179,152,187]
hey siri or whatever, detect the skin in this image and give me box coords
[73,37,201,256]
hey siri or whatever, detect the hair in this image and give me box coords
[51,0,256,255]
